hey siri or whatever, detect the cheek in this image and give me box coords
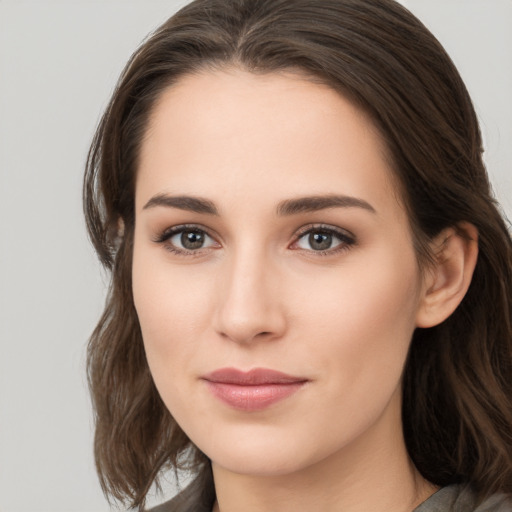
[295,247,421,384]
[282,249,421,450]
[132,255,217,428]
[132,243,213,376]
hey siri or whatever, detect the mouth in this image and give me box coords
[201,367,309,411]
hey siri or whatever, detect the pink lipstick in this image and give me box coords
[202,368,308,411]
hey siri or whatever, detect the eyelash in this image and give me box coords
[293,224,356,256]
[153,223,356,257]
[153,224,218,258]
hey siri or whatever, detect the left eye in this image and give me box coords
[295,229,353,252]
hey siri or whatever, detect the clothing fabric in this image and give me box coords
[150,483,512,512]
[149,474,214,512]
[413,485,512,512]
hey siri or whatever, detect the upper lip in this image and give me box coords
[202,367,308,385]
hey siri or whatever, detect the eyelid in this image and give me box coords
[290,223,356,254]
[153,223,215,243]
[294,223,355,239]
[153,222,356,257]
[153,223,221,256]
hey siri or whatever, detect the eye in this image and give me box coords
[170,229,214,250]
[154,225,219,255]
[293,226,355,254]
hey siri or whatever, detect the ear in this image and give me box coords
[117,217,125,237]
[416,222,479,328]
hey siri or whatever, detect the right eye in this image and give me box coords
[155,225,219,255]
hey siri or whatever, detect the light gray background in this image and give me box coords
[0,1,510,511]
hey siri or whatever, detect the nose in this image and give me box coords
[213,248,287,345]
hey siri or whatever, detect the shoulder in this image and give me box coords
[147,491,207,512]
[146,493,188,512]
[471,493,512,512]
[146,473,215,512]
[147,489,208,512]
[414,484,512,512]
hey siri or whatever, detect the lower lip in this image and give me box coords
[204,381,306,411]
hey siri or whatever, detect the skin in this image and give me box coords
[132,68,471,512]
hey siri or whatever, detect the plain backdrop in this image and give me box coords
[0,1,510,511]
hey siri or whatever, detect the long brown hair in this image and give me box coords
[83,0,512,509]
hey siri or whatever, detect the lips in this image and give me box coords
[201,368,308,411]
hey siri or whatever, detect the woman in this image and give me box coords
[83,0,512,511]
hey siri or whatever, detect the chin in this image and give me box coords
[196,425,338,478]
[212,452,310,478]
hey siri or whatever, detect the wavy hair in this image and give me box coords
[83,0,512,509]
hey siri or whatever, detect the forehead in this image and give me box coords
[136,67,402,219]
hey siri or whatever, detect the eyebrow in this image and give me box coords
[142,193,376,216]
[143,194,219,215]
[276,194,376,216]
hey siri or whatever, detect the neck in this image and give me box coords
[211,391,438,512]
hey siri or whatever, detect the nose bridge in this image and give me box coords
[214,241,285,344]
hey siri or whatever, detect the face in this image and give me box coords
[132,68,426,477]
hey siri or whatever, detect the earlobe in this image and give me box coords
[416,222,479,328]
[117,217,125,238]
